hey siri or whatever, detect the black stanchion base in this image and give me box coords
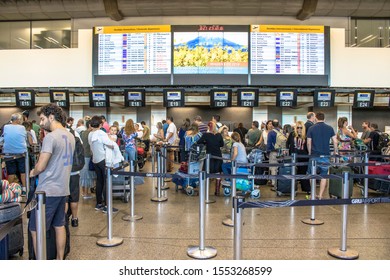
[328,247,359,260]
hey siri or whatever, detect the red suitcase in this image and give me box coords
[368,161,390,175]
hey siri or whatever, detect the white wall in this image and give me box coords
[0,29,92,88]
[330,28,390,88]
[1,26,390,88]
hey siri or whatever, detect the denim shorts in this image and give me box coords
[29,196,66,231]
[5,157,26,175]
[307,157,330,175]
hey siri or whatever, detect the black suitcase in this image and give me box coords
[276,166,296,196]
[0,202,22,224]
[7,218,24,257]
[368,179,390,194]
[28,215,70,260]
[329,166,354,198]
[254,166,268,186]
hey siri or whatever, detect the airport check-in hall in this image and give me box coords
[0,0,390,265]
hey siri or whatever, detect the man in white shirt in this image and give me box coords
[164,116,177,172]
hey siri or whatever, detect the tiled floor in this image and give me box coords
[11,160,390,260]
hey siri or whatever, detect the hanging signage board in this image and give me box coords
[353,90,375,108]
[124,89,145,107]
[163,89,185,107]
[210,89,232,108]
[237,89,259,107]
[15,90,35,108]
[89,90,110,107]
[314,89,335,108]
[49,90,69,108]
[276,89,297,107]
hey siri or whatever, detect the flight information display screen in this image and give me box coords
[250,25,330,86]
[93,25,172,86]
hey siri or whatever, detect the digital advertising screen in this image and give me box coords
[172,25,249,85]
[210,89,232,108]
[15,90,35,108]
[250,25,330,86]
[49,90,69,108]
[163,89,185,107]
[124,89,145,107]
[89,90,110,107]
[92,25,172,86]
[353,90,375,108]
[276,89,297,107]
[314,89,335,108]
[237,89,259,107]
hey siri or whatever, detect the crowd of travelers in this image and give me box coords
[0,106,388,259]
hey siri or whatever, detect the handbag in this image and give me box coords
[88,157,95,171]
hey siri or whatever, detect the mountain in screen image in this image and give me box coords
[175,36,246,51]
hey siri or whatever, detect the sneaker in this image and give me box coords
[21,186,27,197]
[102,206,119,214]
[71,218,79,227]
[95,204,104,211]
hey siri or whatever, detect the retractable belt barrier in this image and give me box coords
[105,152,389,259]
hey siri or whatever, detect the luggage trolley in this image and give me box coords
[222,149,263,199]
[112,165,144,203]
[173,144,206,196]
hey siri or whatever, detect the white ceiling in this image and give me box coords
[0,0,389,21]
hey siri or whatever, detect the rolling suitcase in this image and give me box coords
[276,166,296,196]
[329,166,354,198]
[0,203,23,259]
[28,218,70,260]
[7,218,24,257]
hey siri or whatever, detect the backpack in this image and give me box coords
[273,129,287,149]
[69,128,85,172]
[377,132,390,151]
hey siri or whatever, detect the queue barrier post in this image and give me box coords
[291,153,297,200]
[35,191,47,260]
[328,171,359,259]
[187,171,217,259]
[161,144,170,189]
[25,150,30,195]
[151,151,168,202]
[205,154,215,204]
[233,196,245,260]
[122,161,143,221]
[151,143,156,173]
[302,159,324,225]
[223,161,236,227]
[97,167,123,247]
[364,153,369,198]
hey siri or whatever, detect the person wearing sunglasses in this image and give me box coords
[287,120,311,194]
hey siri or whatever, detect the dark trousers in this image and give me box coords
[93,159,106,205]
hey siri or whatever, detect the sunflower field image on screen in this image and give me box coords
[173,32,248,74]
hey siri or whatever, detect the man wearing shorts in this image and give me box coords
[29,104,75,260]
[307,111,338,200]
[2,113,27,191]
